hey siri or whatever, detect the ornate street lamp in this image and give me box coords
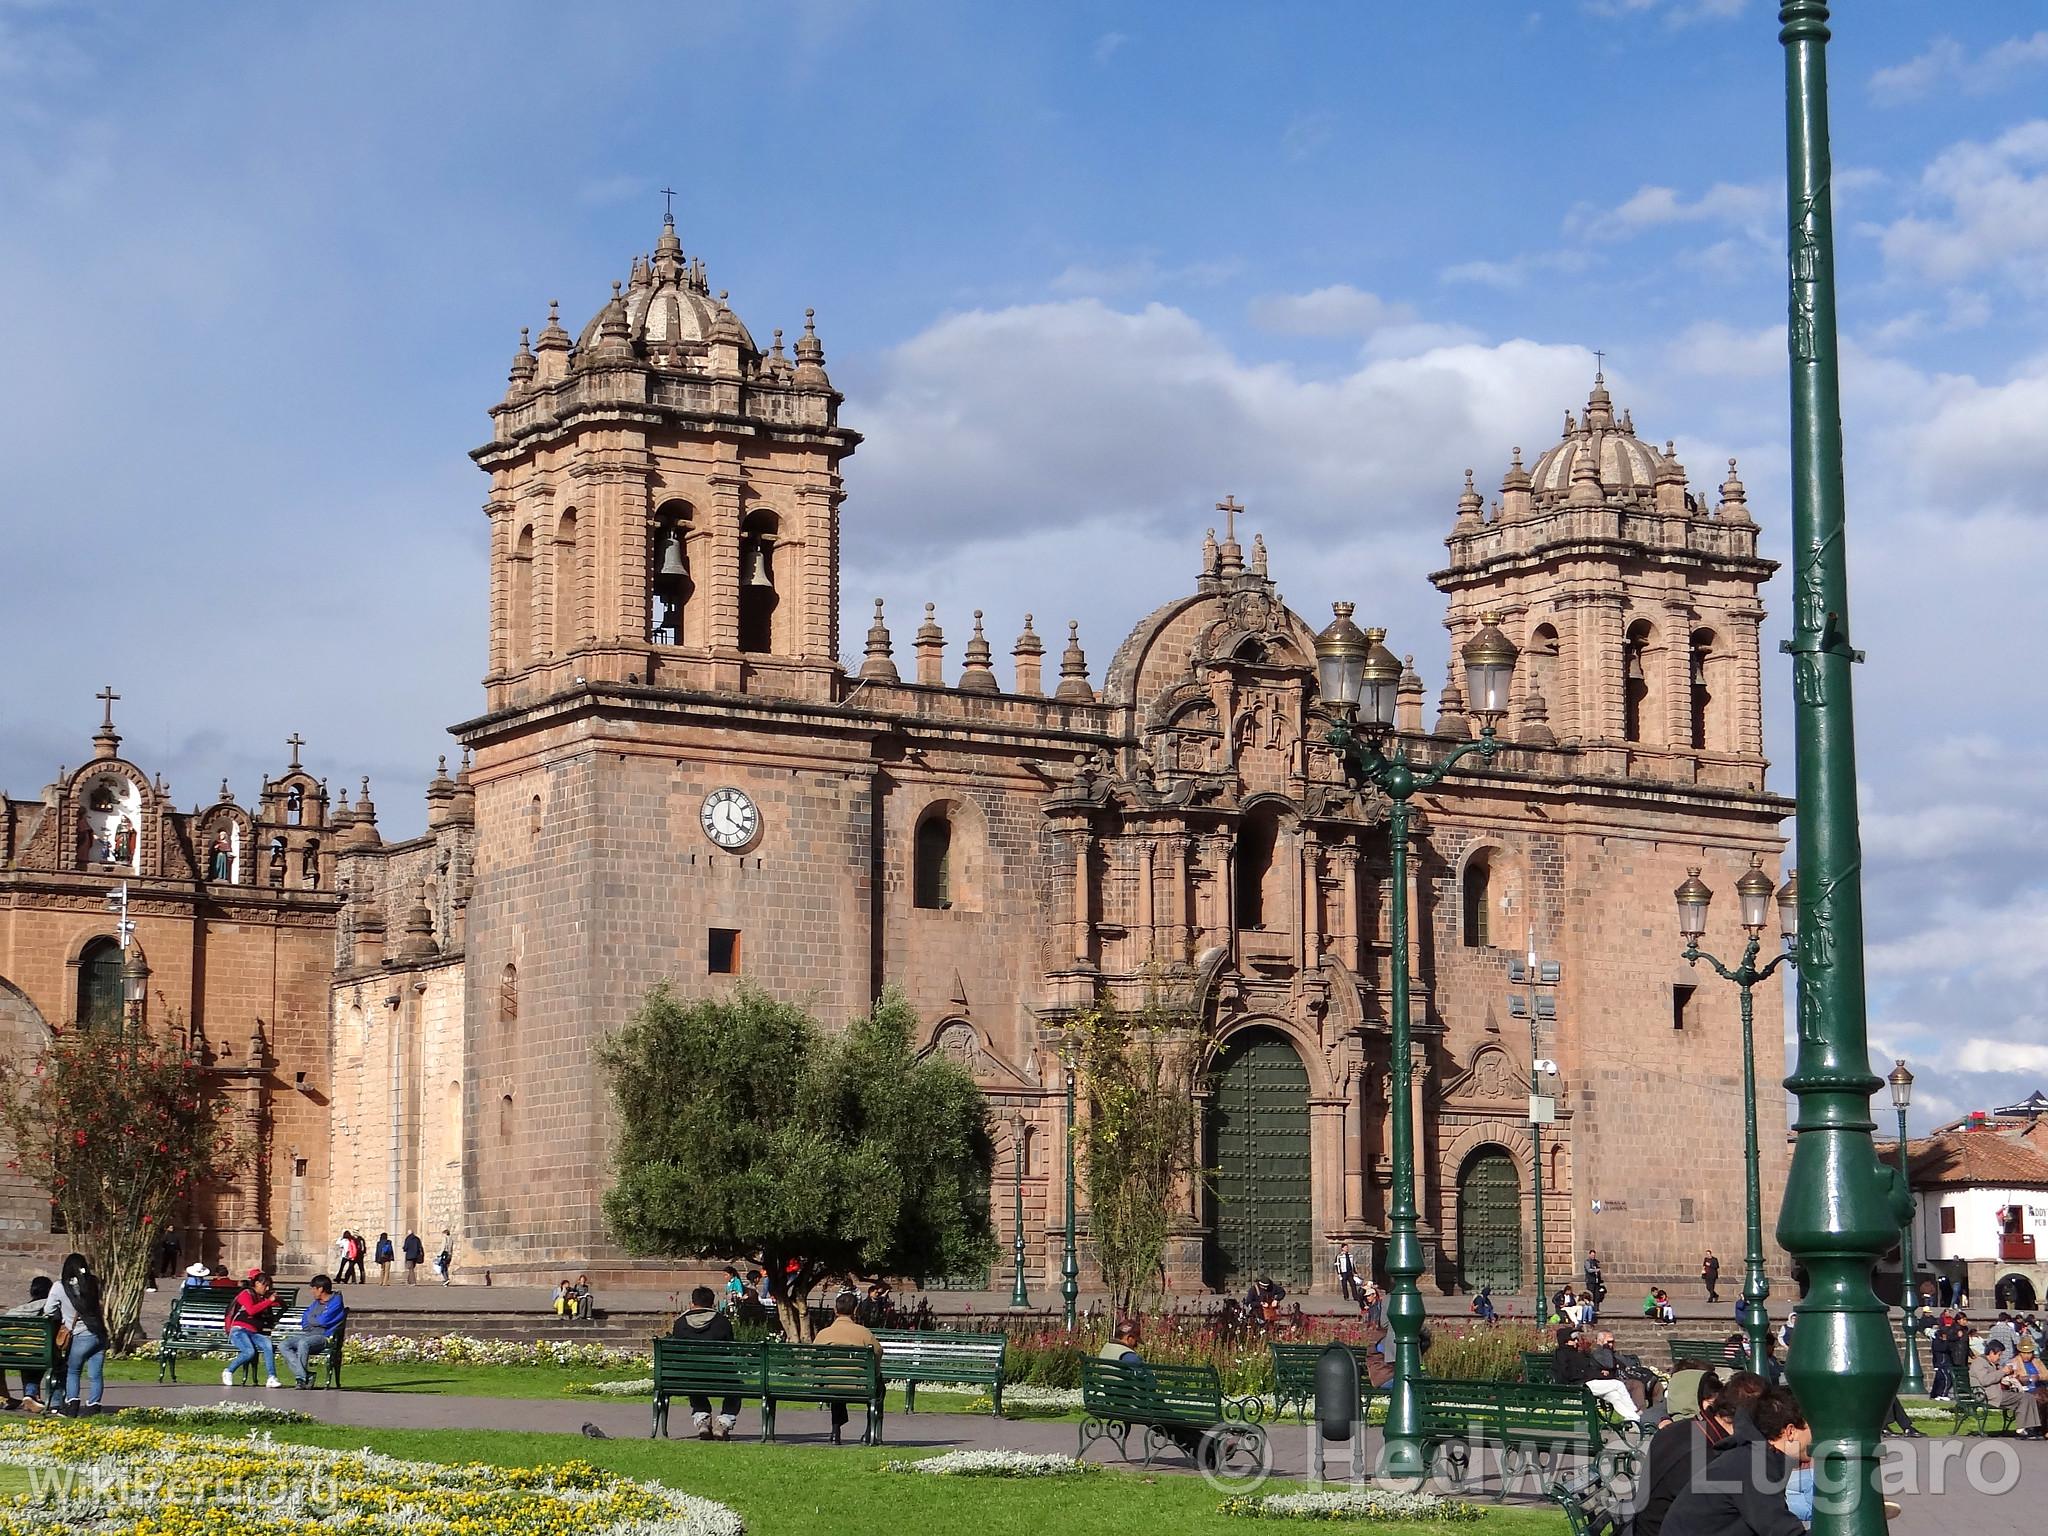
[1010,1113,1032,1311]
[121,950,151,1032]
[1676,855,1795,1377]
[1778,10,1912,1530]
[1888,1061,1925,1393]
[1315,605,1516,1480]
[1061,1047,1080,1330]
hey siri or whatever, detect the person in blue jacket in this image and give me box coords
[278,1274,347,1388]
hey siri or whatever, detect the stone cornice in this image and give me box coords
[473,402,862,471]
[1431,534,1778,590]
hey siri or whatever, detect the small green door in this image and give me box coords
[1456,1146,1523,1292]
[1206,1029,1312,1291]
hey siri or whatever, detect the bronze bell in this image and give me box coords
[741,539,774,589]
[656,528,688,581]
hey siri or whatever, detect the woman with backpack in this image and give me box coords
[374,1233,395,1285]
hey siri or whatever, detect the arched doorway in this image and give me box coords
[1996,1272,2038,1310]
[1456,1146,1523,1293]
[1205,1028,1311,1291]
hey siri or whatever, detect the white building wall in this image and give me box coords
[1916,1185,2048,1264]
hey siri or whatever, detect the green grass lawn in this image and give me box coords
[264,1423,1569,1536]
[104,1357,626,1399]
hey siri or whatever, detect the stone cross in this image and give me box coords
[660,186,677,219]
[96,685,119,730]
[287,733,304,767]
[1215,495,1243,544]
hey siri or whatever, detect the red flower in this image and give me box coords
[72,1131,86,1147]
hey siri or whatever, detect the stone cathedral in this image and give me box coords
[0,215,1791,1294]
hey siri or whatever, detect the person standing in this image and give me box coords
[402,1231,424,1284]
[374,1233,394,1285]
[277,1275,346,1389]
[1701,1250,1720,1304]
[1334,1241,1359,1303]
[334,1231,353,1281]
[55,1253,108,1416]
[812,1292,881,1445]
[435,1230,454,1286]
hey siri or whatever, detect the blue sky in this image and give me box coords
[3,1,2045,1132]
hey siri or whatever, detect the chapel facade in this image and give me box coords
[0,215,1794,1296]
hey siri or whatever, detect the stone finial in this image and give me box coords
[959,610,999,693]
[1012,614,1045,696]
[425,754,456,830]
[348,776,381,850]
[793,308,831,390]
[591,281,633,359]
[505,328,536,400]
[1434,658,1469,739]
[914,603,945,687]
[1215,495,1245,576]
[1054,620,1095,703]
[534,299,572,384]
[1568,437,1604,507]
[859,597,899,682]
[1653,438,1689,515]
[537,299,570,350]
[1249,534,1268,578]
[218,777,234,803]
[1454,468,1485,533]
[399,882,439,963]
[1396,654,1425,734]
[1520,688,1557,747]
[1717,457,1752,523]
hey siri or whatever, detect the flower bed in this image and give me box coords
[1217,1489,1485,1522]
[0,1417,744,1534]
[879,1449,1095,1477]
[341,1333,644,1370]
[113,1402,315,1427]
[567,1378,657,1397]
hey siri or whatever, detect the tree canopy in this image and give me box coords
[599,984,995,1332]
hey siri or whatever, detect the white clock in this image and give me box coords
[700,787,760,851]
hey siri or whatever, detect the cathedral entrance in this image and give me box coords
[1205,1028,1311,1292]
[1455,1146,1523,1293]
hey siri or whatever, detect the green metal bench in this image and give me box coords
[873,1328,1006,1414]
[651,1337,761,1438]
[156,1286,299,1382]
[1270,1341,1383,1423]
[1667,1335,1743,1368]
[1416,1376,1632,1499]
[1521,1350,1555,1384]
[1548,1466,1633,1536]
[1078,1356,1267,1474]
[269,1313,347,1388]
[0,1316,59,1401]
[1949,1382,2017,1436]
[763,1341,883,1445]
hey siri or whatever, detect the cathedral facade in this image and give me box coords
[0,216,1791,1294]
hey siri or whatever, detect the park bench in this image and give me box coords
[269,1312,348,1388]
[1948,1382,2016,1437]
[1547,1466,1633,1536]
[155,1286,299,1383]
[0,1316,59,1401]
[1416,1376,1632,1498]
[650,1338,885,1444]
[1078,1356,1267,1474]
[1668,1335,1744,1368]
[1270,1341,1383,1423]
[873,1328,1006,1414]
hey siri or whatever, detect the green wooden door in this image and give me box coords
[1206,1029,1311,1291]
[1456,1146,1523,1292]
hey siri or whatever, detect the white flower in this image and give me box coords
[880,1449,1093,1477]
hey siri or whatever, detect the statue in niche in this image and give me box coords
[210,835,233,882]
[111,819,135,864]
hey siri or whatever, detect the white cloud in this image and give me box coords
[1091,31,1127,66]
[1880,120,2048,288]
[1439,249,1588,290]
[1667,321,1783,378]
[1565,181,1773,243]
[1580,0,1745,25]
[1248,284,1414,338]
[1049,254,1244,298]
[1954,1039,2048,1076]
[1870,32,2048,104]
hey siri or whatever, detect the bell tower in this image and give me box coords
[473,213,861,708]
[1431,372,1775,790]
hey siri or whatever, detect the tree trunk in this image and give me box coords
[88,1227,153,1354]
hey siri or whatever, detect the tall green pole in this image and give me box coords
[1527,942,1547,1330]
[1777,7,1912,1531]
[1011,1114,1031,1311]
[1895,1103,1924,1393]
[1062,1061,1079,1329]
[1380,791,1427,1479]
[1736,959,1771,1378]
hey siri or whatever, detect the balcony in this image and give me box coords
[2000,1233,2036,1262]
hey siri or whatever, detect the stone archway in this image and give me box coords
[1455,1145,1523,1293]
[1204,1027,1311,1292]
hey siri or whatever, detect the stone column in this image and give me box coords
[1137,839,1157,965]
[1302,835,1323,968]
[707,451,745,653]
[795,458,841,665]
[1310,1096,1347,1290]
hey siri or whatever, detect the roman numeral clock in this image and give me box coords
[699,787,760,852]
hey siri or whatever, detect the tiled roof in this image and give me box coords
[1891,1131,2048,1189]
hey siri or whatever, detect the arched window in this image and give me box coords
[1689,628,1716,751]
[1623,620,1657,744]
[508,525,535,669]
[1527,622,1560,719]
[738,509,779,654]
[650,499,693,645]
[1462,851,1493,948]
[75,938,124,1026]
[499,962,518,1021]
[554,509,586,651]
[1235,808,1279,932]
[286,785,303,826]
[528,794,542,843]
[914,811,953,910]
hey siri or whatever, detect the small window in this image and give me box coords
[914,813,953,909]
[529,795,542,842]
[499,963,518,1022]
[1673,983,1699,1031]
[1940,1206,1956,1235]
[1461,854,1491,949]
[293,1157,309,1178]
[1679,1197,1696,1224]
[709,928,741,975]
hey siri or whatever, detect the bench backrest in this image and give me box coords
[872,1328,1005,1375]
[0,1316,57,1367]
[764,1341,879,1399]
[1271,1341,1377,1392]
[1668,1337,1743,1367]
[653,1336,763,1388]
[1522,1351,1556,1384]
[1081,1356,1222,1423]
[1418,1377,1600,1445]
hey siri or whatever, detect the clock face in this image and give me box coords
[700,787,760,851]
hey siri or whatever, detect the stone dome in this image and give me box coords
[574,214,758,358]
[1526,374,1666,504]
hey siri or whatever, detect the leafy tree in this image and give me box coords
[599,984,995,1336]
[1071,990,1214,1316]
[0,1010,247,1350]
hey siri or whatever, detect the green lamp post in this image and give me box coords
[1061,1052,1080,1330]
[1888,1062,1925,1394]
[1776,7,1914,1532]
[1675,855,1798,1377]
[1315,603,1516,1479]
[1010,1112,1032,1311]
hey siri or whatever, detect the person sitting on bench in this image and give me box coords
[278,1275,346,1389]
[671,1286,742,1440]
